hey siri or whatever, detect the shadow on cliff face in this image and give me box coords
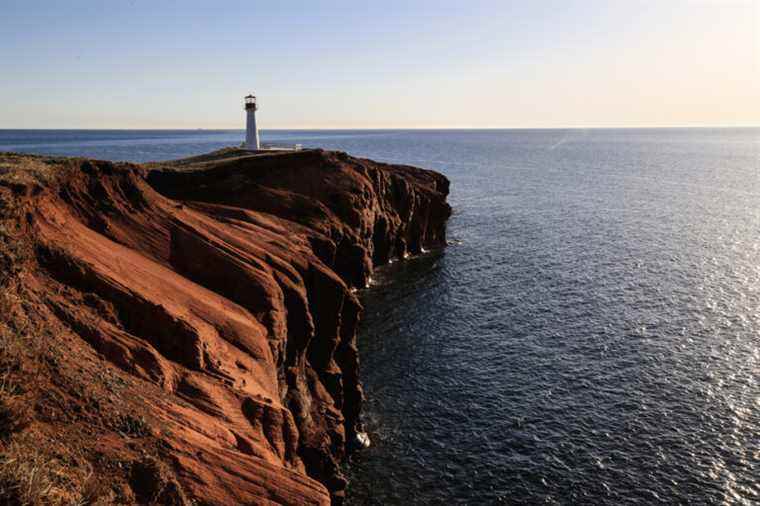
[0,149,450,505]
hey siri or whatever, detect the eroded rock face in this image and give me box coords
[0,149,449,504]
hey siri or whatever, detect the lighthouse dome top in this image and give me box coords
[244,94,257,111]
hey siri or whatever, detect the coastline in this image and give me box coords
[0,148,451,504]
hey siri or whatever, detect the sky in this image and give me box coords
[0,0,757,129]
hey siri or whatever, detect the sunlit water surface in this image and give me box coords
[2,128,758,504]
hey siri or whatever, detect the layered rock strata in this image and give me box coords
[0,148,450,504]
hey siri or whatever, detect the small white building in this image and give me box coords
[244,94,259,150]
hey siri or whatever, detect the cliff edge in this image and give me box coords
[0,148,450,505]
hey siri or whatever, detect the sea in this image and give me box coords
[1,128,758,505]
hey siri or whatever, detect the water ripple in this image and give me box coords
[344,129,759,505]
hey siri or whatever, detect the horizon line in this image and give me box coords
[0,125,758,131]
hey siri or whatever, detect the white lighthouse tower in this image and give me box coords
[244,94,260,150]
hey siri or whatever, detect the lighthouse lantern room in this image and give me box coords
[244,94,260,150]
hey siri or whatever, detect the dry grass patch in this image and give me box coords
[0,154,60,189]
[0,324,113,505]
[0,301,36,440]
[0,441,112,506]
[0,291,38,437]
[0,373,32,438]
[0,442,60,505]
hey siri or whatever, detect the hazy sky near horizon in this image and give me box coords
[1,0,757,129]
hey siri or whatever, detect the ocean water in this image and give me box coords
[1,128,758,504]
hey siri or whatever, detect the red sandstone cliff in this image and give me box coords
[0,149,450,505]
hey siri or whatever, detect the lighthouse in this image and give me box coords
[244,94,260,150]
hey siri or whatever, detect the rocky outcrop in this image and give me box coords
[0,148,450,505]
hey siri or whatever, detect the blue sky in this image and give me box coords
[1,0,757,128]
